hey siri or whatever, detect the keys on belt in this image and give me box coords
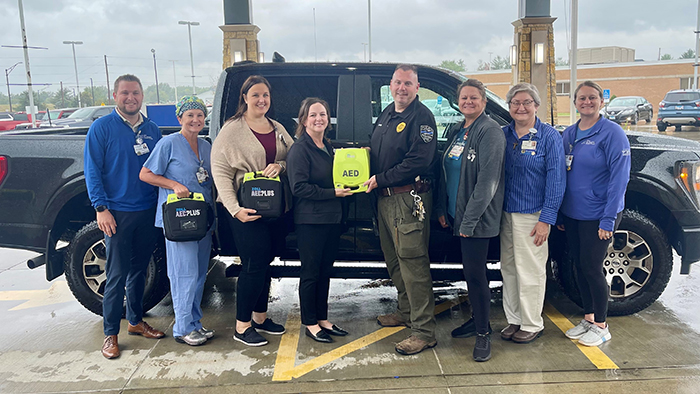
[379,181,430,197]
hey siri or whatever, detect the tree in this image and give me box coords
[490,55,510,70]
[555,57,569,66]
[438,59,466,72]
[477,55,510,71]
[680,49,696,59]
[660,53,673,61]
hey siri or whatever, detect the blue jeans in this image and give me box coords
[103,208,158,336]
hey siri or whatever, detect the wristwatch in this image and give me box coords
[95,205,108,213]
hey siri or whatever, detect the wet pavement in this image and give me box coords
[1,247,699,393]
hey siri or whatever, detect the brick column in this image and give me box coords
[512,17,557,125]
[219,24,261,69]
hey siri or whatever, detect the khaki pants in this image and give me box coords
[377,190,436,341]
[500,211,548,332]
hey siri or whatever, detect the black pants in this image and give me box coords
[103,208,158,336]
[460,236,492,335]
[562,215,620,323]
[297,223,342,326]
[228,213,287,322]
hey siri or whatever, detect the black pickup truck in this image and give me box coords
[1,62,699,318]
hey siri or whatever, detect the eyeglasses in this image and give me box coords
[508,100,535,108]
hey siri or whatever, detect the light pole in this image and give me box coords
[63,40,83,107]
[178,20,199,95]
[361,43,368,62]
[151,49,160,104]
[367,0,372,62]
[4,61,22,112]
[170,60,178,102]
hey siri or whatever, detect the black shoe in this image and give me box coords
[473,333,492,362]
[252,318,286,335]
[234,327,268,347]
[322,324,349,336]
[452,318,491,338]
[305,327,334,343]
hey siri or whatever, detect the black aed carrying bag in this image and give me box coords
[238,171,283,218]
[162,193,212,242]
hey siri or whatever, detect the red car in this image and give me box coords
[0,112,33,131]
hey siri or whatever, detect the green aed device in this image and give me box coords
[333,148,370,193]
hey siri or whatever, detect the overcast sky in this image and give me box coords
[1,0,697,99]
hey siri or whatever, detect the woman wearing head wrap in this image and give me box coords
[140,96,214,346]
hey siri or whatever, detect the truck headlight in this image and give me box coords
[677,161,700,210]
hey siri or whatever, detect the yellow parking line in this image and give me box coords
[543,302,619,370]
[272,294,470,381]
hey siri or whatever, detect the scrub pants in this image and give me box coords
[103,208,158,336]
[377,190,436,342]
[165,230,212,337]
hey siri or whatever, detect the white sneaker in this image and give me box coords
[578,324,611,347]
[565,319,595,340]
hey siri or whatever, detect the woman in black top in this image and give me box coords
[287,98,352,343]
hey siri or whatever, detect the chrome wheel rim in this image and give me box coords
[82,239,107,297]
[605,230,653,298]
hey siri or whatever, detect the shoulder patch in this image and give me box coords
[420,125,434,143]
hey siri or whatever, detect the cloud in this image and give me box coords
[0,0,696,97]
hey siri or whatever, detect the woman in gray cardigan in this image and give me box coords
[435,79,506,362]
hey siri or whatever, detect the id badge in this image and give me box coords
[196,167,210,184]
[565,154,574,170]
[521,140,537,155]
[134,143,150,156]
[448,140,466,159]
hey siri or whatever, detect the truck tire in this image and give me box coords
[556,209,673,316]
[657,123,667,132]
[64,221,170,316]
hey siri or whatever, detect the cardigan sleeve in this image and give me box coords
[211,126,243,217]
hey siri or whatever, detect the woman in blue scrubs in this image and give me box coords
[140,96,214,346]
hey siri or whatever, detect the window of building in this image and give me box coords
[680,77,694,90]
[556,82,570,95]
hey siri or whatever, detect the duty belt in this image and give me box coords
[380,180,431,197]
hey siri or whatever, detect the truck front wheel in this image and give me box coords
[556,209,673,316]
[64,221,170,316]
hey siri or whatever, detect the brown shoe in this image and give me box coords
[128,321,165,339]
[500,324,521,341]
[395,335,437,355]
[377,313,410,327]
[102,335,120,359]
[512,329,543,344]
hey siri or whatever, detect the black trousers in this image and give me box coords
[297,223,342,326]
[103,208,158,336]
[562,215,620,323]
[228,213,287,322]
[460,236,492,335]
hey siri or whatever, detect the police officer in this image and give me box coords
[85,74,165,359]
[363,64,438,355]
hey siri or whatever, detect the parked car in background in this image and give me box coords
[657,89,700,131]
[603,96,653,124]
[0,112,32,131]
[49,105,115,128]
[14,108,80,130]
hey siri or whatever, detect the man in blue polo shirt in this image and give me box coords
[84,74,164,359]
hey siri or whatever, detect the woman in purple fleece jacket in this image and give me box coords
[558,81,631,347]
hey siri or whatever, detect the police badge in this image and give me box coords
[420,125,434,143]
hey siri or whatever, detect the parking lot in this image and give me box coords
[1,240,699,393]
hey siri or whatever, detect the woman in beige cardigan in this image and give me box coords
[211,75,294,347]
